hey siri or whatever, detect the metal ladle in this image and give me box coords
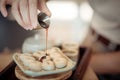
[35,12,50,30]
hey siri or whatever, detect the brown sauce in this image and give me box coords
[46,28,48,54]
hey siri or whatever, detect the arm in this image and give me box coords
[89,51,120,74]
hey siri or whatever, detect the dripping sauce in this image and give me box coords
[46,28,48,54]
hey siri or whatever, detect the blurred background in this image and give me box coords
[44,0,93,44]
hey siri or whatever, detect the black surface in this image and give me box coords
[0,62,18,80]
[97,74,120,80]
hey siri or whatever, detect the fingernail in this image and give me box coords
[29,26,34,30]
[3,13,7,17]
[32,23,37,28]
[25,28,29,30]
[34,25,37,28]
[24,26,29,30]
[29,28,33,30]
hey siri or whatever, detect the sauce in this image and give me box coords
[39,28,48,61]
[46,28,48,54]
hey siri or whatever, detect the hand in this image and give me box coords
[0,0,51,30]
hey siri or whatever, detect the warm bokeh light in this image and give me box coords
[79,2,93,22]
[47,1,78,20]
[45,1,91,45]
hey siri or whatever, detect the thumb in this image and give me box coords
[38,0,51,17]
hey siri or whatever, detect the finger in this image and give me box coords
[28,0,37,29]
[0,0,8,17]
[19,0,31,27]
[11,1,28,30]
[38,0,51,17]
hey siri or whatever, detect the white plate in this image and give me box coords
[13,52,76,77]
